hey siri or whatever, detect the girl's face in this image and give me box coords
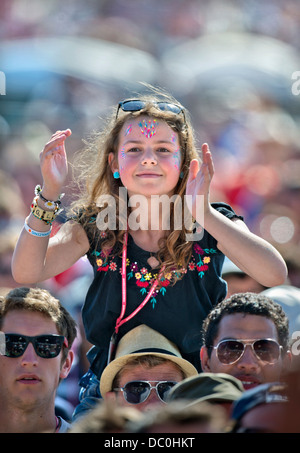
[110,116,182,198]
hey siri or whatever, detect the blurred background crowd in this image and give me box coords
[0,0,300,417]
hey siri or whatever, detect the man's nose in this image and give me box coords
[236,344,260,369]
[20,343,38,366]
[142,388,164,410]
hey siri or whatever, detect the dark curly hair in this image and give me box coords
[202,292,290,356]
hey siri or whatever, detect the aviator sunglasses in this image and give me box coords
[211,338,282,365]
[114,380,177,404]
[1,333,68,359]
[116,99,186,122]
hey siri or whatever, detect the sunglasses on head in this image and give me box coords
[1,333,68,359]
[113,380,177,404]
[211,338,282,365]
[116,99,186,122]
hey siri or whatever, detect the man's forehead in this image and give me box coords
[2,310,58,334]
[216,313,279,341]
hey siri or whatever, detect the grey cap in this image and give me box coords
[261,285,300,335]
[167,372,244,406]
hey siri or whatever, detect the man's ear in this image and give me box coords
[200,346,211,372]
[60,350,74,380]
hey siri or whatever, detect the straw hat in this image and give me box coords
[100,324,198,396]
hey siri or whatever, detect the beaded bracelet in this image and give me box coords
[34,185,64,211]
[24,220,51,238]
[31,196,62,225]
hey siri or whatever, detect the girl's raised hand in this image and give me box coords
[39,129,72,198]
[185,143,215,221]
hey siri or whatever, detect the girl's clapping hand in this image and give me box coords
[39,129,72,197]
[186,143,215,220]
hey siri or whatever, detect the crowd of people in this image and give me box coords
[1,286,300,434]
[1,85,300,435]
[0,0,300,436]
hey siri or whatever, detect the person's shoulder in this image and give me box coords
[211,202,244,221]
[211,201,234,211]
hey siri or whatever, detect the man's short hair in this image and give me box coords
[202,292,289,356]
[112,355,187,389]
[0,287,77,361]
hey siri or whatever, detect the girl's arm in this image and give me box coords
[12,220,90,284]
[11,129,90,284]
[203,209,287,287]
[186,144,288,287]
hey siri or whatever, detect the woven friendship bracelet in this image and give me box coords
[24,220,51,238]
[31,196,62,225]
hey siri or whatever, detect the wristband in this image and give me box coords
[34,185,64,210]
[24,220,51,238]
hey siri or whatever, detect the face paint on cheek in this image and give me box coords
[119,146,126,171]
[138,119,158,139]
[173,148,181,170]
[120,146,126,160]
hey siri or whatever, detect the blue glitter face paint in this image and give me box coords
[173,148,181,170]
[138,119,158,139]
[120,146,126,160]
[119,146,126,172]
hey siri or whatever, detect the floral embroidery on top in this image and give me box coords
[127,262,174,308]
[192,243,217,278]
[91,243,217,308]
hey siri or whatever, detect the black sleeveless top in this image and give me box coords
[80,202,243,378]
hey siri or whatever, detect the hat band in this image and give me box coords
[130,348,179,357]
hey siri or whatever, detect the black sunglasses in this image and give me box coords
[116,99,186,122]
[211,338,282,365]
[113,380,177,404]
[1,333,68,359]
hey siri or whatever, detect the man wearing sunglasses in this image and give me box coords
[0,287,77,433]
[99,324,198,412]
[200,292,291,390]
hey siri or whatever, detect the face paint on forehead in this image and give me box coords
[124,124,132,136]
[138,119,158,139]
[171,133,176,144]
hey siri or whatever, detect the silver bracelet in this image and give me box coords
[24,220,51,238]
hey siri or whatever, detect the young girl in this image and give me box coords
[12,90,287,415]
